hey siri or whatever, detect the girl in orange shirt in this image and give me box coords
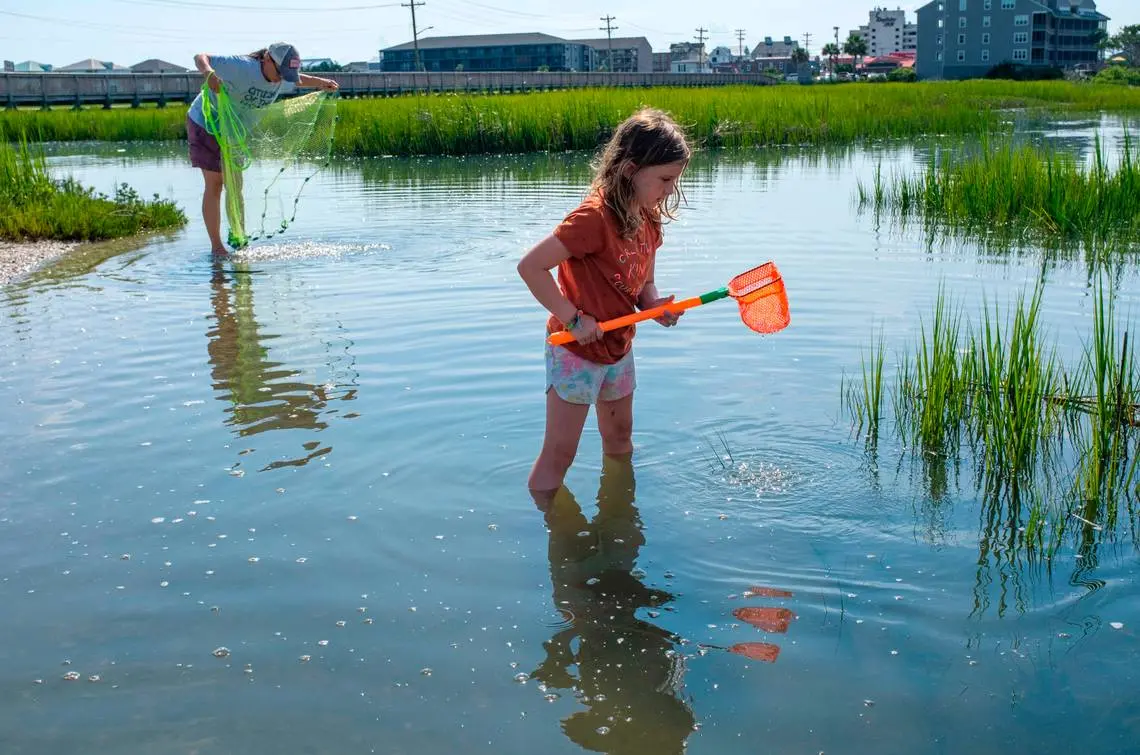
[517,108,692,498]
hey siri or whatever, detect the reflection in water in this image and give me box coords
[532,455,696,754]
[206,260,357,471]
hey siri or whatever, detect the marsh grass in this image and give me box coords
[858,134,1140,247]
[843,278,1140,554]
[4,81,1140,157]
[0,134,186,242]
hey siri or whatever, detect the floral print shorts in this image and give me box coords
[545,343,636,405]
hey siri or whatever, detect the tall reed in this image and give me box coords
[4,80,1140,157]
[858,134,1140,246]
[844,278,1140,554]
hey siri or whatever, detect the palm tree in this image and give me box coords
[843,33,868,75]
[821,42,841,76]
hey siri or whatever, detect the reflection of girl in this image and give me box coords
[186,43,338,254]
[532,456,696,754]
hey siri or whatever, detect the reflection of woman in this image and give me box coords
[532,455,696,754]
[206,260,340,469]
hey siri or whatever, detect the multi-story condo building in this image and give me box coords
[850,7,919,56]
[916,0,1108,79]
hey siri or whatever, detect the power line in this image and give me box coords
[694,27,707,69]
[802,32,812,57]
[600,15,617,72]
[111,0,401,11]
[736,28,746,58]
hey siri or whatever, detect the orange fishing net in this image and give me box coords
[728,262,790,334]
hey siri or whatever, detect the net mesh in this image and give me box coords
[728,262,790,334]
[200,83,338,250]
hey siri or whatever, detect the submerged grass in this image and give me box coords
[843,278,1140,554]
[0,135,186,242]
[858,133,1140,246]
[3,81,1140,156]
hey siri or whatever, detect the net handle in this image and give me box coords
[547,287,729,346]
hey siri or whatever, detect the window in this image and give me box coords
[981,49,990,61]
[1013,32,1028,44]
[984,0,991,7]
[982,33,991,44]
[938,18,944,28]
[1012,48,1028,60]
[1001,0,1014,7]
[983,15,991,26]
[959,0,967,9]
[959,16,968,27]
[1014,14,1029,25]
[937,51,944,61]
[937,34,944,45]
[958,33,967,45]
[957,50,966,62]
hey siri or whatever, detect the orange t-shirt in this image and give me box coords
[547,192,663,365]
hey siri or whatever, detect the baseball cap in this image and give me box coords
[267,42,301,82]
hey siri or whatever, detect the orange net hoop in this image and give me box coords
[728,262,790,334]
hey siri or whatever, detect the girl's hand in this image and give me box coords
[570,312,604,344]
[645,295,682,327]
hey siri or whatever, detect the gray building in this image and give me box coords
[380,33,594,73]
[572,36,652,73]
[917,0,1108,80]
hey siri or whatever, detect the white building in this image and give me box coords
[849,7,918,56]
[671,53,712,74]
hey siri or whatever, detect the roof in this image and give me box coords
[383,32,570,52]
[130,58,188,72]
[58,58,129,71]
[571,37,650,49]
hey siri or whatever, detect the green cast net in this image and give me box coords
[199,82,338,250]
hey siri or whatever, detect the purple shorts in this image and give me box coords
[186,116,221,173]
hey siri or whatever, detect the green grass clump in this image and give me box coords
[0,136,186,242]
[858,134,1140,246]
[843,279,1140,554]
[3,80,1140,157]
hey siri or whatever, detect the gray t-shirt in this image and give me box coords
[187,54,297,130]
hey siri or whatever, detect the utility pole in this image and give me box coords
[600,15,617,72]
[802,32,812,58]
[833,25,840,48]
[736,28,746,58]
[695,27,707,71]
[402,0,426,72]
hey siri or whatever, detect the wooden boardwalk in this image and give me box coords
[1,70,775,109]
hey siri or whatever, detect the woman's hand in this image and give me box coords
[205,70,222,93]
[315,77,339,91]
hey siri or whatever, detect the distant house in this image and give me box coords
[131,58,188,73]
[344,61,372,72]
[58,58,130,73]
[863,51,917,74]
[301,58,337,70]
[671,53,711,74]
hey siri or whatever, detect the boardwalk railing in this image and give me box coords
[1,70,776,109]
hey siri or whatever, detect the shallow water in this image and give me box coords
[3,113,1140,754]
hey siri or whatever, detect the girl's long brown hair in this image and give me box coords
[590,107,691,239]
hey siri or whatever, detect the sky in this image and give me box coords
[0,0,1132,68]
